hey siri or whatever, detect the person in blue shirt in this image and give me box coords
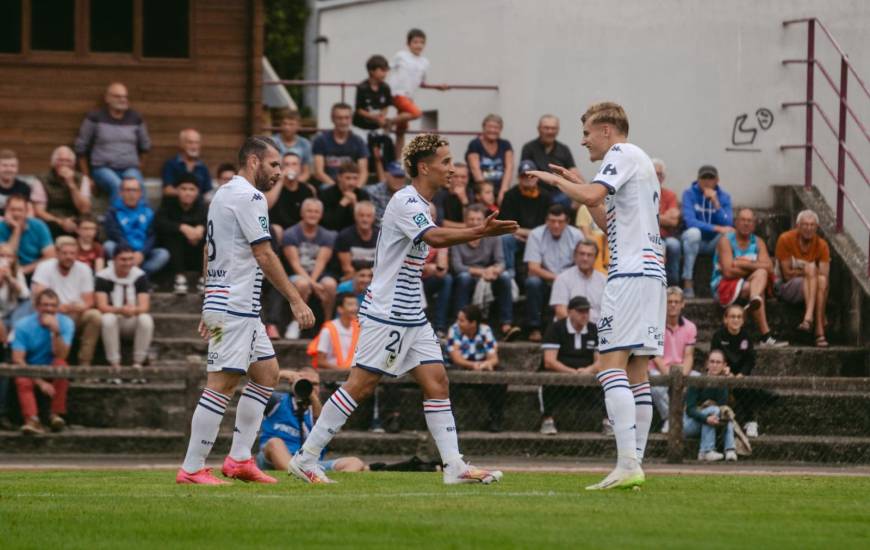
[0,195,55,276]
[680,165,734,298]
[103,177,169,276]
[161,128,213,199]
[256,369,366,473]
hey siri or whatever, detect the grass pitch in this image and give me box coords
[1,470,868,549]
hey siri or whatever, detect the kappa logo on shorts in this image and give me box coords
[413,213,429,228]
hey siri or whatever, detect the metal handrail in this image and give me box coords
[265,126,482,137]
[263,78,498,103]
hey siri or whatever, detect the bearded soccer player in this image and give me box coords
[176,137,315,485]
[288,134,518,484]
[529,102,665,490]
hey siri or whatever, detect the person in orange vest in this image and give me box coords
[307,292,360,370]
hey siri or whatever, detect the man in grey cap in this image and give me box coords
[680,164,734,298]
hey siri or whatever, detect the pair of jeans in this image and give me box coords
[664,236,682,286]
[453,271,513,325]
[501,234,526,277]
[423,274,453,331]
[683,405,735,453]
[104,241,170,276]
[91,167,144,203]
[524,276,550,329]
[680,228,721,282]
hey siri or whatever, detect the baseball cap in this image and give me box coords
[386,161,405,178]
[518,159,537,175]
[568,296,591,311]
[697,165,718,179]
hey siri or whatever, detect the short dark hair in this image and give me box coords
[282,151,302,162]
[337,161,358,176]
[175,172,199,187]
[460,304,483,325]
[5,194,28,208]
[473,181,494,195]
[407,28,426,43]
[77,214,98,226]
[336,292,356,308]
[279,110,301,122]
[547,204,568,219]
[723,303,744,318]
[465,203,488,218]
[331,102,353,114]
[366,55,389,72]
[576,239,599,256]
[237,136,278,167]
[113,244,136,258]
[35,288,59,306]
[352,259,374,272]
[216,162,236,175]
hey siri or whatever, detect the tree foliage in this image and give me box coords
[263,0,309,111]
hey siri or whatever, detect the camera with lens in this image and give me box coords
[291,378,314,400]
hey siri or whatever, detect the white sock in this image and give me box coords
[424,399,463,468]
[181,388,230,473]
[597,369,638,469]
[301,387,356,464]
[631,381,653,463]
[229,381,273,461]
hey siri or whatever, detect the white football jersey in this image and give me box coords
[591,143,666,283]
[202,175,271,317]
[360,185,436,326]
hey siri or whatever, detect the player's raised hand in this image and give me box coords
[548,164,585,185]
[291,300,316,330]
[481,210,519,237]
[525,170,560,186]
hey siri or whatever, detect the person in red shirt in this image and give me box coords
[653,159,681,286]
[75,216,104,273]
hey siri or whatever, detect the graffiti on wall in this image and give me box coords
[727,108,774,152]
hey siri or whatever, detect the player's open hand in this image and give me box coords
[525,170,559,187]
[481,210,519,237]
[291,301,316,330]
[548,164,584,185]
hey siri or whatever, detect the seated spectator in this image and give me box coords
[283,198,338,328]
[354,54,397,176]
[312,103,368,187]
[161,128,212,198]
[266,152,316,244]
[75,216,105,273]
[711,304,761,438]
[257,369,366,473]
[680,165,733,297]
[466,114,513,204]
[271,110,313,183]
[95,245,154,371]
[35,146,92,237]
[520,114,579,208]
[422,238,452,338]
[320,162,371,231]
[474,181,498,214]
[432,162,471,228]
[0,195,55,276]
[447,304,506,432]
[0,243,31,342]
[683,349,737,462]
[11,289,74,435]
[155,173,207,294]
[575,205,609,274]
[550,240,606,324]
[523,204,584,342]
[0,149,35,215]
[367,161,408,223]
[335,201,378,281]
[337,260,374,305]
[387,28,442,154]
[539,296,600,435]
[653,159,682,286]
[31,236,101,366]
[775,209,830,346]
[648,287,697,433]
[499,160,553,277]
[307,292,360,370]
[104,177,170,276]
[215,163,236,188]
[74,82,149,201]
[451,204,518,340]
[712,208,786,347]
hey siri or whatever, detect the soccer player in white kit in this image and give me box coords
[529,102,665,490]
[289,134,518,484]
[176,137,315,485]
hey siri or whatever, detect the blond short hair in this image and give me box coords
[403,134,450,178]
[55,236,78,250]
[581,102,629,136]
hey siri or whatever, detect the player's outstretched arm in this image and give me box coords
[422,211,519,248]
[251,240,315,329]
[526,170,607,207]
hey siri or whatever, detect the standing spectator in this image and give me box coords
[155,174,207,294]
[35,146,92,237]
[683,350,737,462]
[466,114,513,204]
[335,201,378,281]
[550,240,607,324]
[539,296,600,435]
[366,161,407,223]
[433,162,472,228]
[712,208,786,347]
[215,163,236,188]
[451,204,517,340]
[31,236,101,366]
[337,260,374,305]
[103,177,170,276]
[653,159,682,286]
[447,304,506,432]
[474,182,498,214]
[499,160,553,277]
[711,304,760,438]
[520,115,579,207]
[775,209,831,346]
[0,149,34,215]
[272,110,313,183]
[0,195,55,276]
[74,82,150,201]
[312,103,368,186]
[319,162,371,231]
[283,198,338,326]
[680,165,733,297]
[161,128,212,198]
[75,216,104,273]
[423,239,452,338]
[354,55,396,174]
[308,292,360,370]
[266,152,316,244]
[95,245,153,371]
[647,287,697,433]
[11,289,74,435]
[523,204,584,342]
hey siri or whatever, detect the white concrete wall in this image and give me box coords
[315,0,870,253]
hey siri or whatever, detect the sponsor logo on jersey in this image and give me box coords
[259,216,268,231]
[647,232,663,246]
[611,145,621,152]
[413,213,429,228]
[602,163,618,176]
[207,268,227,278]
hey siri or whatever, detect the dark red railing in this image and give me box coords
[780,17,870,275]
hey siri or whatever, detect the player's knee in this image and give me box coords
[263,437,287,459]
[337,457,366,472]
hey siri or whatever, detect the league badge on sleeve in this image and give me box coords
[413,213,429,228]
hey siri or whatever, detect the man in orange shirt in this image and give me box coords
[653,159,681,286]
[774,210,831,346]
[308,292,360,370]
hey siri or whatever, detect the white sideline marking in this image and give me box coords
[0,491,570,500]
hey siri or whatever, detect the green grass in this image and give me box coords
[1,471,869,549]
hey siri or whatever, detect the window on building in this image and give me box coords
[142,0,189,58]
[31,0,75,51]
[90,0,133,53]
[0,0,23,53]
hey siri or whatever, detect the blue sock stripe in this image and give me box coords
[199,395,229,411]
[336,388,358,409]
[202,389,231,405]
[197,401,226,416]
[241,390,269,407]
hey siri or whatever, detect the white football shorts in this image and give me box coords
[202,310,276,373]
[353,316,444,377]
[597,276,666,356]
